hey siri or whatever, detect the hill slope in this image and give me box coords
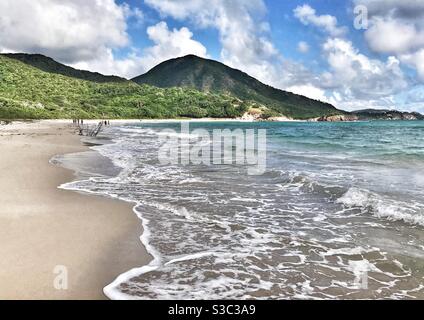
[0,55,247,119]
[132,55,342,119]
[1,53,127,83]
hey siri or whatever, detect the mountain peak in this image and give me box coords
[132,55,341,119]
[181,54,202,59]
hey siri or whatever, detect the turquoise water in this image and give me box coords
[61,121,424,299]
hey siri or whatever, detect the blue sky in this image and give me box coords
[117,0,391,64]
[117,0,364,69]
[1,0,424,113]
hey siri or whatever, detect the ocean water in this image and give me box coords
[58,121,424,299]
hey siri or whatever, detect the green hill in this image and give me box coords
[1,53,127,83]
[0,55,247,119]
[132,55,342,119]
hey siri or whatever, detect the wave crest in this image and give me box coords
[337,188,424,226]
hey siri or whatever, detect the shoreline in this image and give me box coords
[1,118,305,126]
[3,119,418,128]
[0,120,151,299]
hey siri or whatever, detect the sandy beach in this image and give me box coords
[0,121,151,300]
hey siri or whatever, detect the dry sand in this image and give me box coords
[0,121,151,300]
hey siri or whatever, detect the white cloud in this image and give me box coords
[142,21,208,71]
[400,49,424,81]
[290,4,412,110]
[0,0,152,79]
[402,85,424,109]
[126,6,145,28]
[71,49,143,79]
[364,17,424,54]
[319,38,407,109]
[297,41,310,53]
[286,84,329,103]
[355,0,424,83]
[294,4,347,37]
[0,0,129,63]
[356,0,424,18]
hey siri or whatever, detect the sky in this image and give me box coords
[1,0,424,113]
